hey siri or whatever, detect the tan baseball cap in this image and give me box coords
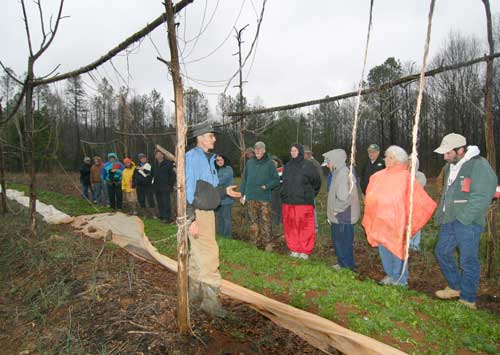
[434,133,466,154]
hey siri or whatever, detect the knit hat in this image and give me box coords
[108,152,117,159]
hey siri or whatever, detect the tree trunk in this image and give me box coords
[165,0,191,335]
[0,104,8,215]
[481,0,497,279]
[25,58,37,237]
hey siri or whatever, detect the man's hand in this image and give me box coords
[189,220,199,237]
[260,185,266,190]
[240,195,246,205]
[226,185,242,199]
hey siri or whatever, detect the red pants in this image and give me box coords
[282,203,315,255]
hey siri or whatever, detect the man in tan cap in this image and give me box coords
[433,133,497,309]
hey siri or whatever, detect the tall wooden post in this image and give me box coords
[0,103,8,215]
[165,0,190,335]
[481,0,497,279]
[25,58,37,237]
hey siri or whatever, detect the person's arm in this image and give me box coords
[262,162,280,190]
[185,153,197,220]
[457,160,497,225]
[311,167,322,196]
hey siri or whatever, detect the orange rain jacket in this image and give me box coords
[362,165,437,260]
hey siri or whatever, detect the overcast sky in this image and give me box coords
[1,0,498,116]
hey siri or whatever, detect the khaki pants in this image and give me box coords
[188,209,221,288]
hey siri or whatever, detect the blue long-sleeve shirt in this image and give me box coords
[185,147,219,204]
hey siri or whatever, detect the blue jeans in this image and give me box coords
[92,183,104,204]
[331,223,355,270]
[410,230,422,251]
[378,245,408,285]
[435,220,482,302]
[216,204,232,237]
[81,183,91,200]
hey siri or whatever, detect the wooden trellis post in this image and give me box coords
[164,0,192,335]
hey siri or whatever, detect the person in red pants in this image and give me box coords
[280,144,322,259]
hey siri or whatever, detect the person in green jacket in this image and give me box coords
[433,133,497,309]
[240,141,280,251]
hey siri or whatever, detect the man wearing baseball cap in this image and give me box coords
[433,133,497,309]
[185,121,241,317]
[360,143,385,195]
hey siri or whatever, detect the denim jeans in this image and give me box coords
[92,183,104,204]
[216,204,232,237]
[410,230,422,251]
[378,245,408,285]
[435,220,483,302]
[331,223,355,271]
[81,183,91,200]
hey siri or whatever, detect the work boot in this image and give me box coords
[458,299,477,310]
[200,283,227,318]
[435,286,460,299]
[188,278,203,304]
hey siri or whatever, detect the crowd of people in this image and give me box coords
[79,149,175,222]
[80,128,497,315]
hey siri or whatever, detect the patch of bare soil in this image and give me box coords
[0,204,321,355]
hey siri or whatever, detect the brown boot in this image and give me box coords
[189,278,203,304]
[200,283,227,318]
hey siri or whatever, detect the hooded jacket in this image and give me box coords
[324,149,360,224]
[134,161,153,186]
[102,153,124,184]
[280,144,321,205]
[362,164,437,260]
[240,152,280,202]
[435,146,497,227]
[121,161,136,193]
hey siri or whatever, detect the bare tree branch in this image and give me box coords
[0,60,24,85]
[37,64,61,80]
[33,0,65,61]
[0,80,27,125]
[21,0,34,56]
[35,0,47,47]
[33,0,194,86]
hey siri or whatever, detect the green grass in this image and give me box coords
[6,183,500,355]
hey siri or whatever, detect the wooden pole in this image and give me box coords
[226,52,500,118]
[481,0,497,279]
[164,0,191,335]
[0,103,8,215]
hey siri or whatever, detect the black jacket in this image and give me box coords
[280,144,322,205]
[133,162,153,187]
[79,163,91,185]
[360,156,385,194]
[152,159,175,192]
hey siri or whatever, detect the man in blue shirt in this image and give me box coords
[186,121,240,317]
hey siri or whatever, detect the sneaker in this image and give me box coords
[379,276,394,285]
[435,287,460,300]
[458,299,477,310]
[332,264,342,270]
[290,252,299,258]
[298,253,309,260]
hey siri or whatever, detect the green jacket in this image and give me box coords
[435,156,497,227]
[240,153,280,202]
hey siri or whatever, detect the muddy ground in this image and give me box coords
[0,203,322,355]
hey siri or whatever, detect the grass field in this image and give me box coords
[6,182,500,355]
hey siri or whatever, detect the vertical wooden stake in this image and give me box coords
[481,0,497,279]
[164,0,190,335]
[0,103,8,215]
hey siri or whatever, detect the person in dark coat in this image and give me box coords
[152,149,175,222]
[215,154,234,237]
[134,153,155,210]
[360,143,385,195]
[280,144,321,259]
[79,157,92,200]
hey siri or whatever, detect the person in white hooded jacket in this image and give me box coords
[322,149,360,271]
